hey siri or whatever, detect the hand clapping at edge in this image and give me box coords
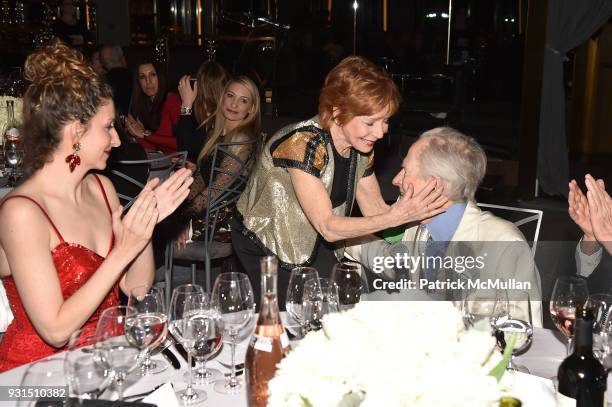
[585,174,612,255]
[142,167,193,223]
[390,177,448,225]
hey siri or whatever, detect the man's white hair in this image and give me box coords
[418,127,487,202]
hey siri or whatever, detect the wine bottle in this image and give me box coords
[557,306,607,406]
[245,256,291,407]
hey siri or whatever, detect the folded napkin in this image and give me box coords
[0,281,14,332]
[142,382,179,407]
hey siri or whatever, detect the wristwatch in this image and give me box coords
[180,106,193,115]
[143,130,151,138]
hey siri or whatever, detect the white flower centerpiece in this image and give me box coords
[268,301,503,407]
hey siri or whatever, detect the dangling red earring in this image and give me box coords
[65,142,81,172]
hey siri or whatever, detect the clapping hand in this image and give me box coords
[585,174,612,255]
[178,75,197,108]
[112,189,158,258]
[568,179,594,239]
[143,168,193,223]
[125,115,146,139]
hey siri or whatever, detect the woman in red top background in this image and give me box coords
[125,61,180,153]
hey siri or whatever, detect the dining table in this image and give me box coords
[0,320,580,407]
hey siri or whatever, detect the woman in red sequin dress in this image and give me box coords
[0,40,193,372]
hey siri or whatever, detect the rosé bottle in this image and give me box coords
[245,256,291,407]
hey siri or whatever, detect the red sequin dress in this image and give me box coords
[0,174,119,372]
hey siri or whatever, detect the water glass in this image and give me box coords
[331,262,368,311]
[286,267,319,333]
[302,277,339,332]
[18,357,67,407]
[493,290,533,373]
[65,327,110,402]
[168,284,206,405]
[585,293,612,363]
[211,272,255,395]
[127,285,168,375]
[95,305,140,401]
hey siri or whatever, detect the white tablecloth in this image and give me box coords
[0,326,568,407]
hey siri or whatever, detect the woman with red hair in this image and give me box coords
[232,56,447,304]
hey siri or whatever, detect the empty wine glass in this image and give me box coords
[331,262,368,311]
[95,305,140,401]
[183,293,225,385]
[585,293,612,363]
[126,285,168,375]
[493,290,533,373]
[18,357,67,407]
[550,276,589,355]
[168,284,206,405]
[4,135,23,187]
[462,289,496,327]
[65,326,111,402]
[212,272,255,395]
[286,267,319,336]
[302,277,339,332]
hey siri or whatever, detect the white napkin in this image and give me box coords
[499,371,556,406]
[142,382,180,407]
[0,281,14,332]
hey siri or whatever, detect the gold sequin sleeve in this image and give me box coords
[270,129,328,177]
[363,150,375,177]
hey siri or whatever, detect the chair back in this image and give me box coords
[476,203,543,256]
[202,138,259,289]
[105,147,187,210]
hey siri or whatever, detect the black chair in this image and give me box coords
[164,138,258,302]
[105,146,187,210]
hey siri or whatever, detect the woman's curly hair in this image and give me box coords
[21,39,113,177]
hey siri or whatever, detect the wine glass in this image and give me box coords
[302,277,339,332]
[65,326,111,402]
[182,292,225,385]
[4,136,23,187]
[95,305,140,401]
[550,276,589,355]
[330,262,368,311]
[126,285,168,375]
[18,357,67,407]
[212,272,255,394]
[462,289,497,327]
[285,267,319,336]
[493,290,534,373]
[168,284,207,405]
[585,293,612,363]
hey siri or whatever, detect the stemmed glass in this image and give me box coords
[330,262,368,311]
[492,290,534,373]
[65,326,111,403]
[126,285,168,375]
[550,276,589,355]
[462,289,497,327]
[585,293,612,363]
[286,267,319,336]
[4,134,23,187]
[95,305,140,401]
[18,357,67,407]
[302,277,339,332]
[183,292,225,385]
[212,272,255,394]
[168,284,206,405]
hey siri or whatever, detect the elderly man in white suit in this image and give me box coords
[346,127,543,327]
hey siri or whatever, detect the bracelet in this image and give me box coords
[143,130,151,138]
[180,106,193,115]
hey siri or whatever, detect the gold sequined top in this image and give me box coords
[235,116,374,268]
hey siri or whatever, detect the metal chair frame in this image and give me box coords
[476,202,543,257]
[165,138,258,302]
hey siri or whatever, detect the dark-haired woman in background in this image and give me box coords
[125,62,180,154]
[0,40,192,371]
[176,61,230,162]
